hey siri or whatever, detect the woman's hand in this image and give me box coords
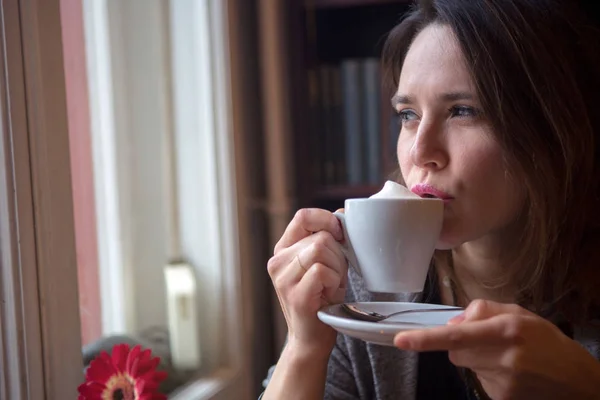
[394,300,600,399]
[268,208,347,356]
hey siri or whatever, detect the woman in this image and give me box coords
[262,0,600,398]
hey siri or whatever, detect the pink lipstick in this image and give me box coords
[411,183,454,203]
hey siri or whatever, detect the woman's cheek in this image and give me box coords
[397,134,413,177]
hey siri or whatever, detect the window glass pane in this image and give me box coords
[66,1,237,396]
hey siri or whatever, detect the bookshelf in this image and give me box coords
[309,0,409,9]
[291,0,411,210]
[314,184,380,200]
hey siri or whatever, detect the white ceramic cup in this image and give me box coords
[334,195,443,293]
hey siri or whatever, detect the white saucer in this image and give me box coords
[317,302,463,347]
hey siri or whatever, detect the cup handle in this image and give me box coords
[333,211,362,277]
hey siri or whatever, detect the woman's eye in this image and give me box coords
[449,105,480,118]
[398,109,419,123]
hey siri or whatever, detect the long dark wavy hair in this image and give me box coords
[383,0,600,324]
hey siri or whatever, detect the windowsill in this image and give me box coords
[168,367,243,400]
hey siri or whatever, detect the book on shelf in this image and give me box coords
[320,65,336,185]
[340,59,364,185]
[362,58,381,185]
[330,66,346,184]
[311,57,388,189]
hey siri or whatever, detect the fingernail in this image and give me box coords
[447,313,465,325]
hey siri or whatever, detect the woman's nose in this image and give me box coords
[409,121,448,171]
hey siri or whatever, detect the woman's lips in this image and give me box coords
[411,183,454,204]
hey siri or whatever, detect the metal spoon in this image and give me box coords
[341,303,463,323]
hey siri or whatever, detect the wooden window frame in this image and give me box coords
[0,0,83,398]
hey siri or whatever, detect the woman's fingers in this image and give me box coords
[297,238,344,281]
[394,314,533,351]
[292,263,343,311]
[267,208,348,352]
[268,252,307,293]
[274,209,343,253]
[270,231,347,285]
[268,232,348,311]
[448,346,505,370]
[460,299,535,322]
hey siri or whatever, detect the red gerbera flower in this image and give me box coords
[78,344,168,400]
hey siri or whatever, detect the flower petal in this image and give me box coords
[77,381,105,399]
[86,357,116,383]
[137,371,166,387]
[135,378,146,394]
[135,369,167,394]
[138,348,152,364]
[111,344,130,371]
[129,357,140,378]
[82,343,167,399]
[151,371,168,384]
[135,356,159,377]
[126,345,142,374]
[137,379,158,393]
[138,394,167,400]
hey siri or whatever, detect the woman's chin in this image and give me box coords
[435,231,462,250]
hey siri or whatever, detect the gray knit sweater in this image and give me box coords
[262,268,600,399]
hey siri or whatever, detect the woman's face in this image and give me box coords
[395,23,525,249]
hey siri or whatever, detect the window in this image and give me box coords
[0,0,250,398]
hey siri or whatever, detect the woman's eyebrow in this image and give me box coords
[391,91,475,109]
[391,93,413,108]
[440,91,474,102]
